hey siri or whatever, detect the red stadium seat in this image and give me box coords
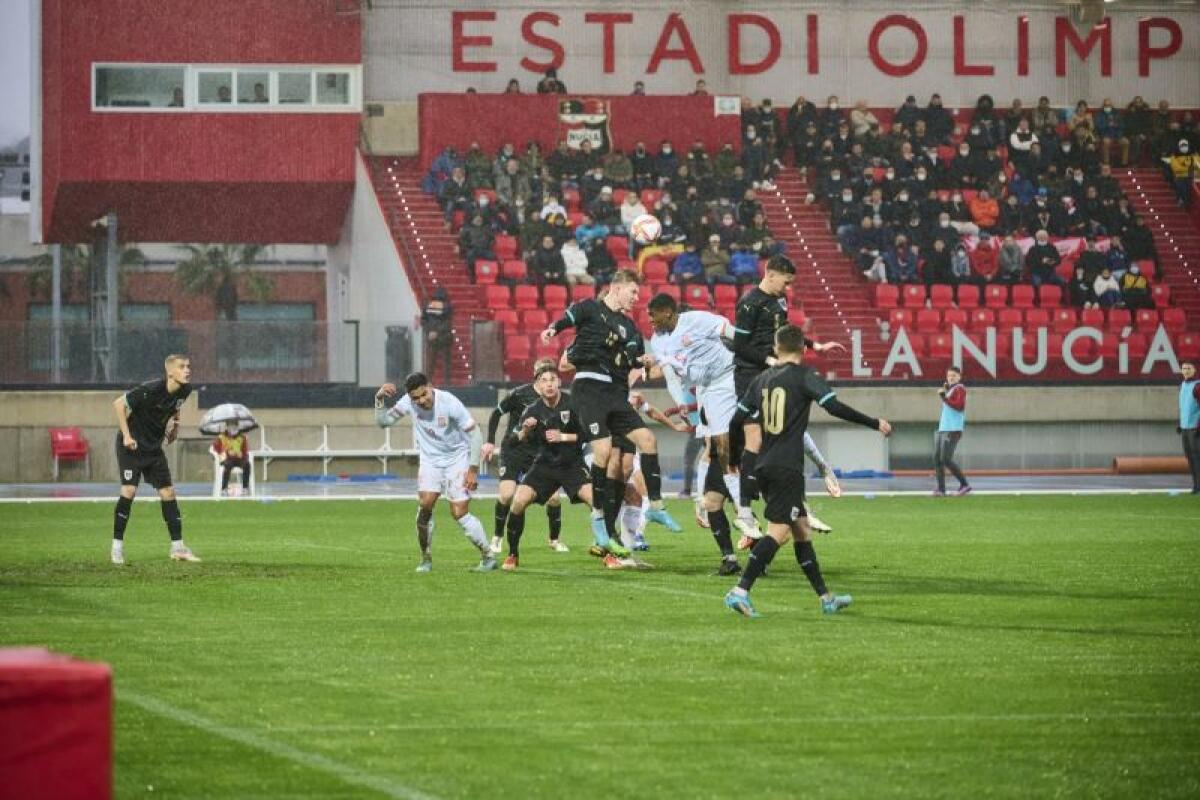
[714,284,738,310]
[521,308,549,329]
[916,308,941,334]
[969,308,995,331]
[902,284,926,308]
[475,260,499,284]
[1011,284,1036,309]
[957,284,980,308]
[1163,308,1187,333]
[874,284,900,309]
[49,427,90,480]
[889,309,912,329]
[1038,285,1063,307]
[492,309,519,332]
[683,283,710,307]
[606,236,629,261]
[494,235,518,260]
[474,188,497,203]
[571,283,595,303]
[984,284,1008,308]
[501,259,528,282]
[1106,308,1132,333]
[656,284,682,302]
[1080,308,1104,329]
[943,308,968,332]
[543,285,568,313]
[1126,333,1149,361]
[616,258,637,273]
[997,308,1023,333]
[485,285,511,310]
[1052,308,1077,334]
[1046,334,1065,362]
[1025,308,1050,330]
[928,333,953,360]
[514,285,540,309]
[504,334,532,358]
[534,339,560,362]
[643,259,669,284]
[1152,284,1171,307]
[1066,331,1097,361]
[929,284,954,308]
[1134,308,1161,329]
[1098,334,1121,360]
[640,189,663,208]
[561,188,581,211]
[612,188,628,205]
[1175,333,1200,361]
[903,333,927,358]
[566,211,584,229]
[787,308,807,328]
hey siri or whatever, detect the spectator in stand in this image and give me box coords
[741,128,776,190]
[671,242,703,285]
[457,213,495,280]
[1075,237,1108,281]
[971,94,1000,145]
[1119,263,1154,309]
[996,234,1024,284]
[539,192,566,222]
[520,142,544,182]
[1032,96,1058,132]
[1000,193,1024,235]
[905,214,933,254]
[1068,100,1097,149]
[691,79,709,96]
[630,142,656,190]
[1094,99,1127,166]
[819,95,845,137]
[890,187,916,228]
[832,187,861,243]
[579,165,606,206]
[968,188,999,232]
[620,191,647,230]
[850,100,879,138]
[922,238,954,294]
[740,211,774,256]
[1059,196,1089,238]
[935,211,965,247]
[493,142,519,183]
[1124,96,1153,166]
[668,163,695,198]
[1106,236,1131,276]
[923,94,954,144]
[1069,265,1097,309]
[701,234,733,286]
[495,159,531,210]
[573,211,609,256]
[530,235,567,286]
[1004,99,1028,137]
[851,216,888,275]
[653,190,680,222]
[536,68,566,94]
[603,148,634,189]
[464,143,494,190]
[576,139,599,175]
[969,232,999,282]
[631,81,646,95]
[589,186,624,233]
[560,239,593,287]
[686,140,712,180]
[1023,191,1056,237]
[423,146,461,196]
[655,141,679,189]
[1026,230,1065,288]
[818,165,848,205]
[881,236,920,284]
[1008,118,1038,176]
[504,78,521,94]
[950,243,985,297]
[728,247,760,285]
[520,210,555,257]
[1151,99,1176,152]
[787,97,818,169]
[439,166,472,227]
[1168,139,1200,208]
[422,287,454,384]
[1124,216,1160,279]
[895,95,922,132]
[737,188,764,227]
[1093,266,1122,308]
[716,211,743,252]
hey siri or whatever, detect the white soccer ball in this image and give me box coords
[629,214,662,245]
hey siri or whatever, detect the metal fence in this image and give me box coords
[0,320,363,385]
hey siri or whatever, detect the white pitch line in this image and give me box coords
[120,691,438,800]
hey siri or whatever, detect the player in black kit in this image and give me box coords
[501,364,610,570]
[110,354,201,565]
[540,270,680,556]
[483,358,567,555]
[731,255,843,542]
[724,326,891,618]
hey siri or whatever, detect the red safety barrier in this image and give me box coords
[0,649,112,800]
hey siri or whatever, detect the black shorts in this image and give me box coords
[523,461,591,505]
[612,433,636,455]
[734,367,762,403]
[115,435,172,490]
[572,377,644,442]
[757,464,807,525]
[497,445,536,483]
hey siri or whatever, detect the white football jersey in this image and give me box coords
[385,389,476,468]
[651,310,734,387]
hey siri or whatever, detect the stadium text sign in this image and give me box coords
[852,325,1181,378]
[449,11,1183,79]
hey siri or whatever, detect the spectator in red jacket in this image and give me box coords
[969,232,999,281]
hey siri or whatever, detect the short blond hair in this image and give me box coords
[164,354,190,369]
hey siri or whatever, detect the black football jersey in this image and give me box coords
[559,299,643,380]
[734,288,789,371]
[491,382,540,448]
[519,391,586,469]
[739,364,834,471]
[123,378,190,452]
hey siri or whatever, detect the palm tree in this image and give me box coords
[26,244,145,300]
[175,244,273,319]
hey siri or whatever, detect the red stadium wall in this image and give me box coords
[39,0,362,244]
[418,94,742,170]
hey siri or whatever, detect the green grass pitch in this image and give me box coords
[2,495,1198,799]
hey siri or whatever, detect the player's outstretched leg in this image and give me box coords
[725,536,780,618]
[794,536,851,614]
[454,508,496,572]
[415,503,435,572]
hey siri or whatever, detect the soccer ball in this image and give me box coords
[629,214,662,245]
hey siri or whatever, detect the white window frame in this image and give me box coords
[91,63,361,114]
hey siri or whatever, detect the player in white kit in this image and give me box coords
[374,372,497,573]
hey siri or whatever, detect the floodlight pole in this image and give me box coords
[51,244,62,383]
[105,211,119,381]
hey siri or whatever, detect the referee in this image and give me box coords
[110,354,201,565]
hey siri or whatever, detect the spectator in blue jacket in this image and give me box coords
[883,236,920,283]
[1095,99,1129,167]
[423,146,462,195]
[729,249,760,285]
[670,242,704,284]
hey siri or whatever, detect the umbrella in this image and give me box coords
[199,403,259,436]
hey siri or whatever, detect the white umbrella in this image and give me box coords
[199,403,259,436]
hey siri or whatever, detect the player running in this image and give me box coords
[501,364,609,569]
[484,358,567,555]
[540,270,680,557]
[724,326,891,618]
[110,354,200,565]
[729,255,844,540]
[375,372,496,573]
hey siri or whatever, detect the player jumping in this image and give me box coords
[375,372,496,573]
[110,354,200,565]
[724,326,891,618]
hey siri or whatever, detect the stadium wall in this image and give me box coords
[0,385,1184,482]
[363,2,1200,106]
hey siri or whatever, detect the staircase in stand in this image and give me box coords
[1113,168,1200,328]
[365,155,482,386]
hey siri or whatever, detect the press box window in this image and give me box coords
[316,72,350,105]
[238,71,271,104]
[278,72,311,105]
[94,66,185,108]
[198,71,234,105]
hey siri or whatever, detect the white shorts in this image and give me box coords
[696,374,737,436]
[418,454,471,502]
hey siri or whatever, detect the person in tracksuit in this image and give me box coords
[1180,360,1200,494]
[933,366,972,497]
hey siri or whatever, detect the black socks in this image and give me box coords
[738,536,780,592]
[640,453,662,502]
[160,499,182,542]
[494,500,509,540]
[113,496,132,540]
[740,450,759,503]
[708,507,735,557]
[506,509,526,557]
[794,540,827,597]
[547,503,562,541]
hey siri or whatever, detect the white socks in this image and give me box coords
[696,460,709,496]
[620,503,643,543]
[457,513,490,555]
[723,473,742,508]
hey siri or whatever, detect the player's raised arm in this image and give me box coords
[373,383,405,427]
[809,376,891,436]
[543,300,589,343]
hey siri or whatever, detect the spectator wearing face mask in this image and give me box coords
[457,213,496,280]
[655,141,679,189]
[1069,265,1097,309]
[1106,236,1131,277]
[1119,263,1154,309]
[701,234,733,286]
[967,189,999,232]
[999,194,1023,235]
[818,95,844,137]
[996,234,1024,284]
[923,94,954,144]
[1092,266,1122,308]
[1167,139,1200,208]
[950,243,985,298]
[529,235,567,287]
[670,242,704,286]
[879,236,919,284]
[1008,119,1039,177]
[1025,231,1065,288]
[1094,99,1127,166]
[630,142,656,190]
[1124,97,1153,166]
[969,232,999,282]
[922,238,954,294]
